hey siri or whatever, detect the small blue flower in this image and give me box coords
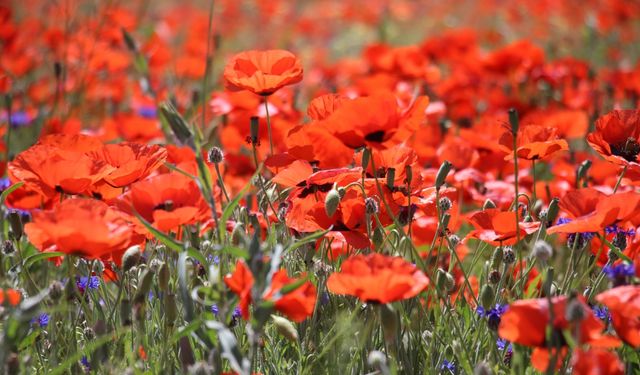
[32,313,50,328]
[556,218,596,246]
[603,263,635,280]
[496,338,513,354]
[80,356,90,372]
[138,106,157,119]
[6,111,32,128]
[0,178,11,191]
[440,359,456,373]
[232,306,242,319]
[211,304,219,316]
[77,276,101,293]
[605,224,636,237]
[592,306,611,322]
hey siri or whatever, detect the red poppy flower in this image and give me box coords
[321,93,429,149]
[24,198,141,261]
[88,142,167,187]
[326,253,429,304]
[9,144,114,197]
[499,124,569,160]
[571,348,624,375]
[224,260,317,322]
[498,295,620,372]
[547,189,640,234]
[587,109,640,168]
[466,209,540,245]
[117,173,210,233]
[0,288,21,306]
[595,285,640,348]
[223,49,303,96]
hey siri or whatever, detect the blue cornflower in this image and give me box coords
[5,208,31,222]
[556,218,595,247]
[496,338,513,354]
[0,178,11,191]
[138,106,157,119]
[76,276,101,293]
[4,111,32,128]
[232,306,242,319]
[603,263,635,280]
[211,304,219,317]
[592,305,611,322]
[32,313,50,328]
[80,356,90,373]
[605,224,636,237]
[440,359,456,373]
[477,304,507,329]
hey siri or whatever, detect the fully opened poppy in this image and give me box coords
[88,143,167,187]
[595,285,640,347]
[498,295,620,371]
[24,198,141,261]
[117,173,210,233]
[0,288,21,306]
[9,144,114,197]
[570,348,624,375]
[499,124,569,160]
[326,253,429,304]
[466,208,540,246]
[587,109,640,169]
[223,49,303,96]
[547,189,640,234]
[223,260,317,322]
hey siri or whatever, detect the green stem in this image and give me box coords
[264,97,274,156]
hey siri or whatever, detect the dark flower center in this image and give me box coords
[364,130,386,143]
[610,137,640,162]
[154,200,174,212]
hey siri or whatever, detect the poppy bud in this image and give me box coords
[187,362,214,375]
[438,197,452,212]
[502,246,515,264]
[474,361,493,375]
[207,147,224,164]
[405,165,413,186]
[379,304,398,343]
[48,281,64,301]
[324,187,341,217]
[361,148,371,170]
[7,211,23,240]
[337,187,346,199]
[160,102,195,150]
[84,326,96,340]
[122,245,142,273]
[120,298,132,326]
[271,314,298,342]
[546,198,560,225]
[436,268,455,294]
[508,108,519,134]
[164,293,178,324]
[250,116,260,142]
[372,227,385,247]
[565,296,586,323]
[576,160,592,187]
[386,168,396,190]
[367,350,388,370]
[365,197,379,215]
[158,262,170,291]
[121,28,138,52]
[483,199,496,210]
[480,284,494,309]
[532,240,553,262]
[435,161,452,191]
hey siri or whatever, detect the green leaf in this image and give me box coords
[131,210,184,253]
[22,251,65,269]
[286,228,331,253]
[218,178,253,242]
[18,331,40,351]
[171,318,203,344]
[49,328,127,375]
[1,181,24,206]
[278,275,309,296]
[178,252,195,322]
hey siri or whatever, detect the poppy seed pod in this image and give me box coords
[325,187,341,217]
[250,116,260,141]
[361,148,371,170]
[164,293,178,324]
[565,296,586,323]
[488,270,501,284]
[7,211,23,240]
[508,108,519,134]
[436,268,455,294]
[122,246,142,272]
[502,246,515,264]
[438,197,452,212]
[386,168,396,189]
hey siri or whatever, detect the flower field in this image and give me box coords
[1,0,640,374]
